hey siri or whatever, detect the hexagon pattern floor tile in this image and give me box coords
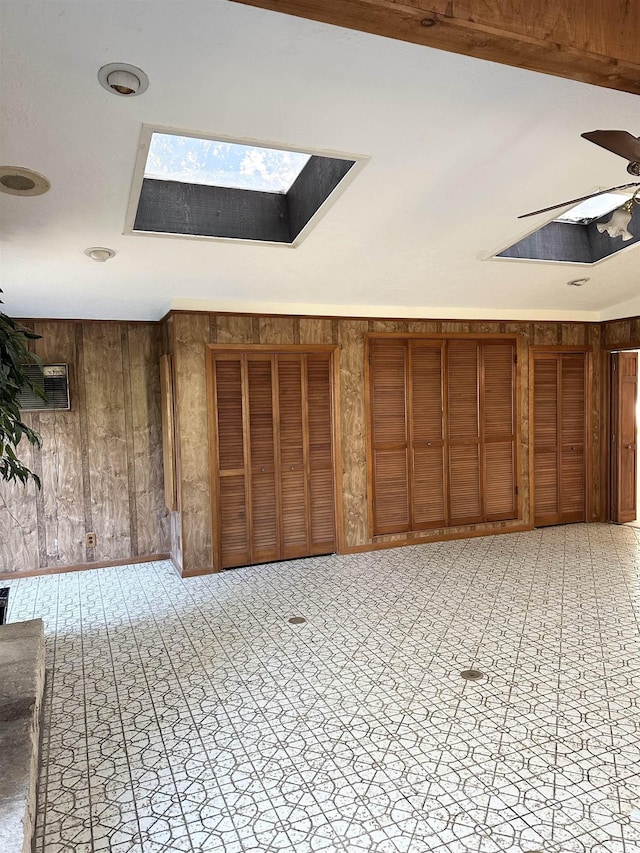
[5,523,640,852]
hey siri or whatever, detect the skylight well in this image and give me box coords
[127,128,362,245]
[495,190,640,265]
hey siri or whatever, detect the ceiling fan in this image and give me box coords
[518,131,640,237]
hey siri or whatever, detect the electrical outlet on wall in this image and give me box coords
[86,532,97,549]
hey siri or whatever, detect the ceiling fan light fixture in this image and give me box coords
[596,189,639,241]
[597,206,633,241]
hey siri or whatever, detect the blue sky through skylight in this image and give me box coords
[144,133,311,193]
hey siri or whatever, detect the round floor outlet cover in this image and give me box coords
[288,617,306,625]
[461,669,484,681]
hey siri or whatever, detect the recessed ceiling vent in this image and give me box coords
[126,128,364,246]
[18,364,70,412]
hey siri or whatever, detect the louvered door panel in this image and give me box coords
[410,343,446,528]
[484,443,516,518]
[307,356,336,552]
[278,358,308,556]
[413,445,445,526]
[448,341,479,441]
[215,359,244,471]
[248,358,278,563]
[448,341,482,523]
[214,357,250,567]
[533,356,560,525]
[371,340,407,444]
[483,343,516,520]
[560,353,586,523]
[370,339,410,534]
[534,450,559,521]
[219,476,249,567]
[533,351,587,526]
[449,445,482,522]
[374,448,410,532]
[561,446,585,520]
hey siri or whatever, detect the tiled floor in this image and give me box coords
[5,523,640,853]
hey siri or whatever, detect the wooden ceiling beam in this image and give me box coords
[230,0,640,96]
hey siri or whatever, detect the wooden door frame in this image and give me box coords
[601,344,640,522]
[206,343,343,570]
[529,346,593,526]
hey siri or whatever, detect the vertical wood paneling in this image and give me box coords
[0,440,39,573]
[174,313,212,572]
[33,321,84,567]
[83,323,131,560]
[128,324,168,557]
[215,314,256,344]
[534,324,561,345]
[339,320,369,546]
[561,323,587,345]
[299,318,334,344]
[259,316,298,344]
[406,321,442,334]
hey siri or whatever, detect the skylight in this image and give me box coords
[554,193,630,224]
[144,133,311,194]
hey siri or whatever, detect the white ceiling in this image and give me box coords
[1,0,639,322]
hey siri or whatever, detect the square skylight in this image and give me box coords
[493,190,639,265]
[145,133,311,194]
[127,127,364,246]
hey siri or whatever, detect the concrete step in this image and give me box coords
[0,619,45,853]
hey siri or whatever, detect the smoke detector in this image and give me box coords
[0,166,50,196]
[98,63,149,96]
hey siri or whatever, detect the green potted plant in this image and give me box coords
[0,290,45,488]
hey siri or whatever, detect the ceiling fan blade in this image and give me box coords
[518,182,640,219]
[582,130,640,163]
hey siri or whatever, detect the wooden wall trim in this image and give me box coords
[344,523,534,554]
[0,553,170,581]
[230,0,640,95]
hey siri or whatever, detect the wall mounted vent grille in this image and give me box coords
[18,364,70,411]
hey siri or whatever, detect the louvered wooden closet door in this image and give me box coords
[213,349,336,569]
[307,355,337,553]
[370,339,410,534]
[247,356,279,564]
[214,357,250,567]
[447,341,483,524]
[533,351,587,526]
[482,343,517,521]
[410,342,446,528]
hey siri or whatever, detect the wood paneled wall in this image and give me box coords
[602,316,640,350]
[166,312,608,574]
[0,321,169,577]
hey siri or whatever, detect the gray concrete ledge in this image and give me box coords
[0,619,45,853]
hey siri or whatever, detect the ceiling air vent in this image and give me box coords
[18,364,70,412]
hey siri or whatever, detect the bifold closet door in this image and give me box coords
[369,337,517,535]
[410,342,446,529]
[447,341,482,525]
[533,351,587,526]
[212,350,336,569]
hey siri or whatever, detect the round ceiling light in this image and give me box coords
[0,166,51,196]
[85,247,116,263]
[98,63,149,96]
